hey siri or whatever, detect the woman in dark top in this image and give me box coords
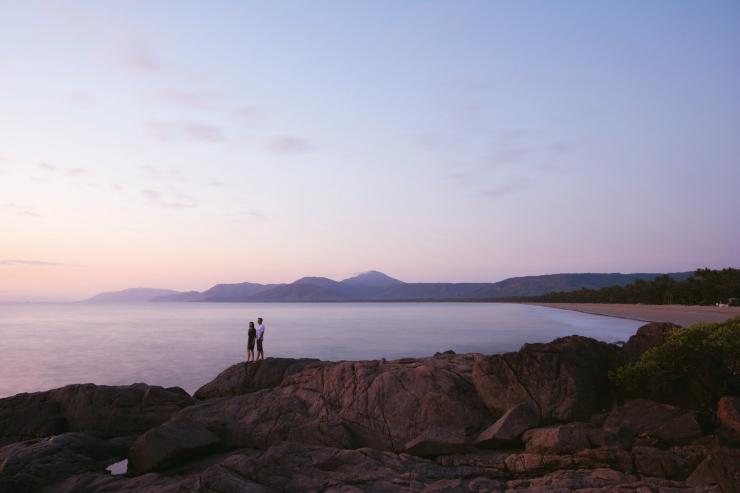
[246,321,257,363]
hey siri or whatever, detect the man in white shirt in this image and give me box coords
[256,317,266,361]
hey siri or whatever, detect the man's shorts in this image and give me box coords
[257,339,264,352]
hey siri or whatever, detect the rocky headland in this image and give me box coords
[1,321,739,492]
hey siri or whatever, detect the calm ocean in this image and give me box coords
[0,302,642,398]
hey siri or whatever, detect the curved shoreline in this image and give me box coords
[529,302,740,326]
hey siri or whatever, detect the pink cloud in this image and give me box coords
[266,136,312,154]
[2,204,40,217]
[65,92,96,108]
[38,162,57,172]
[235,106,260,120]
[142,89,215,108]
[146,120,224,143]
[481,179,530,199]
[141,189,198,209]
[120,50,163,73]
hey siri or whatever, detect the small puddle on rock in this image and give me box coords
[106,459,128,475]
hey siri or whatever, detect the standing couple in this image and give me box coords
[246,317,266,362]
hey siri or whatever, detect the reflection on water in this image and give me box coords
[0,302,642,397]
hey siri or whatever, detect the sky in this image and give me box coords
[1,1,739,300]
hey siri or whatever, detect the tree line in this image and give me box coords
[516,268,740,305]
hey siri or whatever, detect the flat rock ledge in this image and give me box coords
[1,322,739,492]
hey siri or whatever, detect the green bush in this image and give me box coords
[610,317,740,410]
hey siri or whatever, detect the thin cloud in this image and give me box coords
[120,49,164,73]
[86,182,124,192]
[247,209,266,220]
[266,136,313,154]
[549,138,587,155]
[217,209,268,221]
[142,189,198,209]
[140,165,188,183]
[0,259,66,266]
[66,167,87,177]
[142,89,215,108]
[445,168,477,186]
[490,146,530,165]
[481,179,530,199]
[38,162,57,172]
[146,120,224,143]
[2,204,40,217]
[65,92,96,108]
[235,106,260,121]
[37,163,87,177]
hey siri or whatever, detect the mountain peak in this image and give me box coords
[292,276,339,286]
[341,271,404,286]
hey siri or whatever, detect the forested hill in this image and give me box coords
[511,268,740,305]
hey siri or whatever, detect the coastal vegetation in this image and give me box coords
[522,268,740,305]
[611,317,740,410]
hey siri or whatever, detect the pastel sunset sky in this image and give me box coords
[1,1,739,300]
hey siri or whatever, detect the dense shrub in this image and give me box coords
[610,317,740,410]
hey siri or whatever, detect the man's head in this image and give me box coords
[258,317,263,325]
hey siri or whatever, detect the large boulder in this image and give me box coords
[139,355,493,454]
[474,403,539,448]
[193,358,321,400]
[622,322,680,363]
[717,396,740,435]
[685,446,740,492]
[403,427,466,457]
[472,335,621,421]
[0,432,128,492]
[603,399,703,446]
[128,418,222,473]
[0,383,193,444]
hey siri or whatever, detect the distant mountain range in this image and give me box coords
[85,270,692,303]
[85,287,181,303]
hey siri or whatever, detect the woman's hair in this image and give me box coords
[249,321,255,328]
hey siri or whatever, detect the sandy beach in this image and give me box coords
[531,303,740,326]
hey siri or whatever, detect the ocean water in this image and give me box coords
[0,302,643,398]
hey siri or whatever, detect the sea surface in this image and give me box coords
[0,302,643,398]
